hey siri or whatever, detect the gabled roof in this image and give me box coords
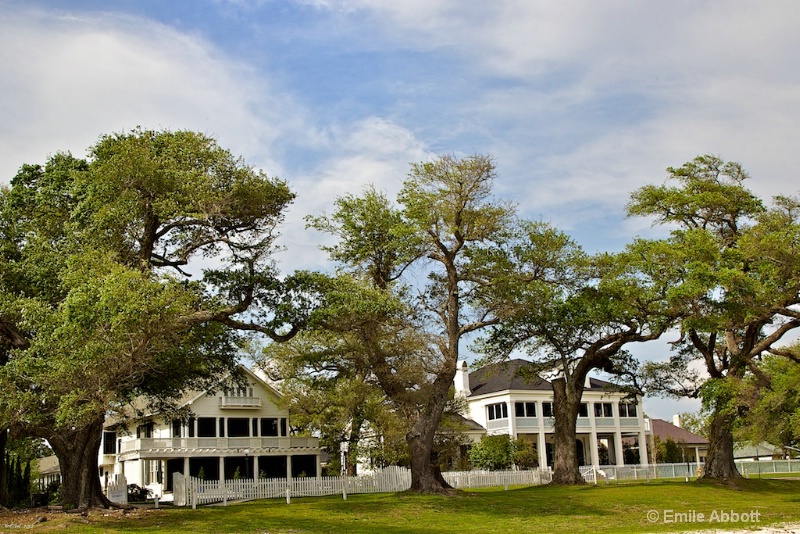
[467,359,624,397]
[650,418,708,446]
[105,365,282,426]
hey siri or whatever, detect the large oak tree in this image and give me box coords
[0,129,307,508]
[630,155,800,480]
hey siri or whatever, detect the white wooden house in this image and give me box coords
[99,366,321,498]
[455,359,650,469]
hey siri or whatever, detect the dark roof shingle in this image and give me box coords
[467,359,624,397]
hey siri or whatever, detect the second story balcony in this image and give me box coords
[118,436,319,460]
[219,396,262,409]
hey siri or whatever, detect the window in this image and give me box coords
[487,402,508,421]
[197,417,216,437]
[136,422,153,439]
[594,402,613,418]
[542,402,554,418]
[515,402,536,417]
[188,417,195,438]
[172,419,183,438]
[102,432,117,454]
[578,403,589,417]
[281,418,287,437]
[261,418,279,436]
[619,402,638,417]
[227,418,250,437]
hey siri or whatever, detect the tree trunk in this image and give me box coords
[406,379,454,494]
[47,418,112,509]
[407,426,452,493]
[551,378,586,485]
[701,406,741,481]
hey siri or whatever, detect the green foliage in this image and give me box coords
[655,437,685,464]
[736,353,800,451]
[468,435,537,470]
[0,128,302,507]
[676,411,710,439]
[629,155,800,478]
[126,484,152,502]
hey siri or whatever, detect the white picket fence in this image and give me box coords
[580,459,800,484]
[176,466,551,508]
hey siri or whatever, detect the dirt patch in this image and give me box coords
[0,505,165,531]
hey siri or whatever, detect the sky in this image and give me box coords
[2,0,800,420]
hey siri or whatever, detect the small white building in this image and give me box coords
[455,359,650,469]
[99,366,321,498]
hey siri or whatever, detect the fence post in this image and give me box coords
[222,479,227,506]
[191,479,197,510]
[286,486,291,504]
[342,476,348,501]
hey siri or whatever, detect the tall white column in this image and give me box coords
[537,432,548,469]
[508,401,517,438]
[183,457,190,477]
[639,430,649,466]
[590,430,600,467]
[286,456,293,480]
[219,457,225,482]
[614,432,625,466]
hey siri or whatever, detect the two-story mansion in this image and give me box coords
[98,366,320,498]
[455,359,650,469]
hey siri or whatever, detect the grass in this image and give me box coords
[3,478,800,533]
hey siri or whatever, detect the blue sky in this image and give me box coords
[3,0,800,419]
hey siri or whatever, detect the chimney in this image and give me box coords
[454,360,470,395]
[672,414,681,428]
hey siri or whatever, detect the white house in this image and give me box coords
[455,359,650,469]
[98,366,321,498]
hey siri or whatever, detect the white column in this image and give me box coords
[183,457,190,478]
[537,432,548,469]
[639,430,649,467]
[508,400,517,438]
[219,456,225,482]
[590,430,600,467]
[286,456,292,480]
[614,432,625,466]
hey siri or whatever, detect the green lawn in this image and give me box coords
[5,479,800,533]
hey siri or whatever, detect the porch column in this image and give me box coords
[590,430,600,467]
[286,455,292,480]
[183,457,190,478]
[508,401,517,438]
[537,432,548,469]
[695,447,701,463]
[219,456,225,482]
[639,430,649,467]
[614,432,625,466]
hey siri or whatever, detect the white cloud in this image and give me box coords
[0,7,302,182]
[277,117,430,271]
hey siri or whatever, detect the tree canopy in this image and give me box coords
[0,129,306,508]
[630,155,800,479]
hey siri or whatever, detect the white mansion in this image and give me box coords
[456,359,650,469]
[98,366,321,497]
